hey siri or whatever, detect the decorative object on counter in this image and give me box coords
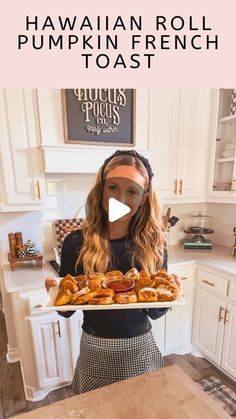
[16,245,26,258]
[232,227,236,258]
[162,208,179,251]
[184,212,214,249]
[162,207,179,232]
[24,240,38,256]
[8,233,17,257]
[7,232,43,271]
[15,231,23,247]
[230,88,236,116]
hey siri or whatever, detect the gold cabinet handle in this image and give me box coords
[202,279,215,287]
[179,179,183,194]
[224,309,230,325]
[56,320,61,337]
[36,180,41,200]
[231,179,236,192]
[218,306,225,322]
[181,277,188,280]
[174,179,178,195]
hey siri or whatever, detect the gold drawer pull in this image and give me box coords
[36,180,41,200]
[56,320,61,337]
[174,179,178,195]
[224,309,230,325]
[181,277,188,280]
[231,179,236,192]
[202,279,215,287]
[179,179,183,194]
[218,306,224,322]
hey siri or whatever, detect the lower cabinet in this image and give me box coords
[151,264,194,356]
[67,311,83,371]
[221,303,236,378]
[192,267,236,380]
[165,276,193,355]
[193,290,225,365]
[28,312,72,389]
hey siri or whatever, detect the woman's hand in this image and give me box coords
[45,277,60,292]
[172,274,181,289]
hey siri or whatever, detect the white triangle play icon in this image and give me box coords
[108,198,131,222]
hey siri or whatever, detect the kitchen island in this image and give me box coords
[13,364,230,419]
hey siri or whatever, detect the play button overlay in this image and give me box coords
[108,198,131,222]
[85,175,147,239]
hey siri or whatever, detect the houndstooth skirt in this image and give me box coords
[71,330,163,394]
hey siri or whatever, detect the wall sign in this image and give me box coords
[62,89,135,146]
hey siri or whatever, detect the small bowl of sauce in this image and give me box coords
[103,277,135,293]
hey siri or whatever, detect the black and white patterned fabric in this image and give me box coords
[54,218,83,253]
[230,89,236,116]
[71,330,163,394]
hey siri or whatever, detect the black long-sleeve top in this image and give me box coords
[58,230,168,338]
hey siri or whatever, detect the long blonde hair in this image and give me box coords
[76,155,164,274]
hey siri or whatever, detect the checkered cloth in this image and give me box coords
[55,218,84,253]
[71,330,163,394]
[230,89,236,116]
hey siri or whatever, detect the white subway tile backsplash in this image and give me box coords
[46,182,64,196]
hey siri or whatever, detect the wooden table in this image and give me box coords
[14,365,231,419]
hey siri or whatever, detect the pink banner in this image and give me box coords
[0,0,235,87]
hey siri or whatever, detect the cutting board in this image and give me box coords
[14,365,230,419]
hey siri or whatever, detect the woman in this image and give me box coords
[46,149,180,394]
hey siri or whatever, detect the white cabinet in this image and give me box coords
[221,303,236,378]
[193,290,225,364]
[0,89,45,211]
[207,89,236,203]
[165,271,193,355]
[151,263,194,356]
[149,90,209,202]
[28,312,72,389]
[68,311,83,371]
[192,267,236,380]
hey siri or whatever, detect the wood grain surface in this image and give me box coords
[13,364,231,419]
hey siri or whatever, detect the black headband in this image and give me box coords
[101,150,154,190]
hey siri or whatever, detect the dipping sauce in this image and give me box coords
[103,278,135,293]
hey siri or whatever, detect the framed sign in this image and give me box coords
[62,89,135,146]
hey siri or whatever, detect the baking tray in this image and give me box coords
[41,285,185,311]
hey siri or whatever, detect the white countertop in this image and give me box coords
[168,244,236,276]
[2,262,56,293]
[1,245,236,293]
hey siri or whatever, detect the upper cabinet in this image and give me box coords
[0,90,45,211]
[207,89,236,203]
[149,89,210,203]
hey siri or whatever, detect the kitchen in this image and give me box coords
[0,89,236,417]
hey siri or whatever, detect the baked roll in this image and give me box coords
[125,268,140,282]
[55,288,71,306]
[88,279,103,291]
[74,291,97,305]
[114,290,137,304]
[88,289,115,305]
[135,277,155,293]
[138,287,158,302]
[88,273,106,282]
[139,270,150,280]
[155,285,178,302]
[105,270,123,279]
